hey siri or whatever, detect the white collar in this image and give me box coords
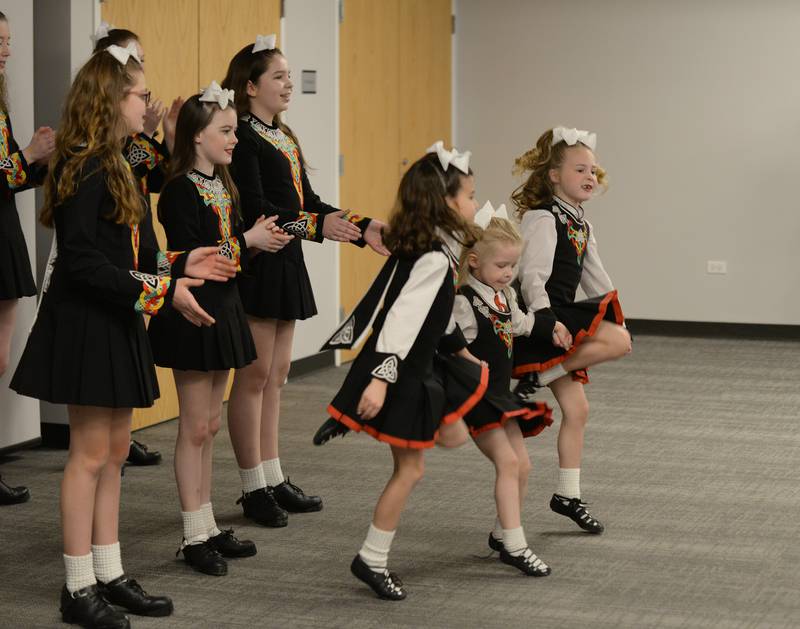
[553,195,585,222]
[436,229,462,265]
[466,273,509,311]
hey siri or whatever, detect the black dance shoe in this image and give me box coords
[60,584,130,628]
[126,440,162,466]
[350,555,407,600]
[98,575,173,617]
[488,533,504,553]
[271,478,323,513]
[512,373,542,404]
[550,493,605,534]
[313,417,350,445]
[178,541,227,576]
[207,529,257,558]
[499,548,551,576]
[0,475,30,505]
[236,487,288,527]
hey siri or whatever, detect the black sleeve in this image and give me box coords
[56,158,175,316]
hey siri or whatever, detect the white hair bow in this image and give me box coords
[426,140,471,175]
[252,34,277,53]
[552,126,597,151]
[106,42,141,66]
[200,81,235,109]
[474,201,509,229]
[91,21,115,44]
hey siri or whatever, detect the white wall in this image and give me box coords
[456,0,800,325]
[0,1,40,448]
[283,0,340,360]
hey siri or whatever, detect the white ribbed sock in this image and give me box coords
[557,468,581,499]
[239,464,266,494]
[491,516,503,541]
[91,542,124,584]
[503,526,528,556]
[539,364,568,386]
[182,509,209,545]
[201,502,222,538]
[64,552,96,593]
[358,523,396,573]
[262,458,284,487]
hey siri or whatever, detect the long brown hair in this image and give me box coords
[40,51,144,228]
[511,128,607,218]
[221,43,307,167]
[0,12,9,113]
[162,94,241,222]
[92,28,139,53]
[383,152,478,258]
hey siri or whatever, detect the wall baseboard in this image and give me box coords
[288,350,336,379]
[627,319,800,341]
[0,436,42,457]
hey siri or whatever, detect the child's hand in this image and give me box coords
[552,321,573,350]
[357,378,388,420]
[143,99,165,137]
[456,347,483,366]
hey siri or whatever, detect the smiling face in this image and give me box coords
[0,18,10,75]
[195,106,238,168]
[469,240,522,291]
[247,53,293,120]
[119,69,147,135]
[549,144,599,207]
[445,173,478,222]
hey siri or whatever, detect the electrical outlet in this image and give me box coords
[707,260,727,274]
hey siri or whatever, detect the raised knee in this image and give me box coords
[618,328,632,356]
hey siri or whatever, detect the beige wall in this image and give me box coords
[455,0,800,325]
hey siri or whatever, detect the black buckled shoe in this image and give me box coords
[0,474,30,505]
[236,487,288,527]
[550,493,605,534]
[350,555,406,600]
[271,478,323,513]
[60,584,130,628]
[499,548,551,577]
[513,373,542,404]
[313,417,350,445]
[177,541,227,576]
[126,440,161,466]
[488,533,504,553]
[98,575,173,617]
[208,529,257,558]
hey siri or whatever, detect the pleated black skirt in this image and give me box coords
[0,201,36,299]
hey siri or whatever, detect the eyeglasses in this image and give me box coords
[127,90,151,106]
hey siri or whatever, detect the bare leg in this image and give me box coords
[259,320,295,461]
[91,408,132,546]
[173,370,215,512]
[549,378,589,470]
[473,429,521,529]
[372,446,425,531]
[199,371,230,505]
[227,318,277,469]
[62,406,114,556]
[560,321,631,372]
[0,298,18,377]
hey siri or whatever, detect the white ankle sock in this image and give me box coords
[201,502,222,538]
[239,465,266,494]
[491,516,503,541]
[358,523,396,573]
[182,509,209,545]
[503,526,528,556]
[557,468,581,499]
[262,458,284,487]
[539,364,568,386]
[64,552,96,593]
[91,542,123,584]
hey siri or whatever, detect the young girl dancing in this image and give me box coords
[317,146,488,600]
[453,201,554,576]
[511,127,631,534]
[148,84,290,576]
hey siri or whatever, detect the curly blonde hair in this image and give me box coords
[41,51,144,228]
[457,216,522,286]
[511,128,608,219]
[383,152,479,258]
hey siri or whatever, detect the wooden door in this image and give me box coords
[198,0,282,87]
[339,0,452,359]
[102,0,200,430]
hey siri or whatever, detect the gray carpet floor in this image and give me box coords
[0,335,798,628]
